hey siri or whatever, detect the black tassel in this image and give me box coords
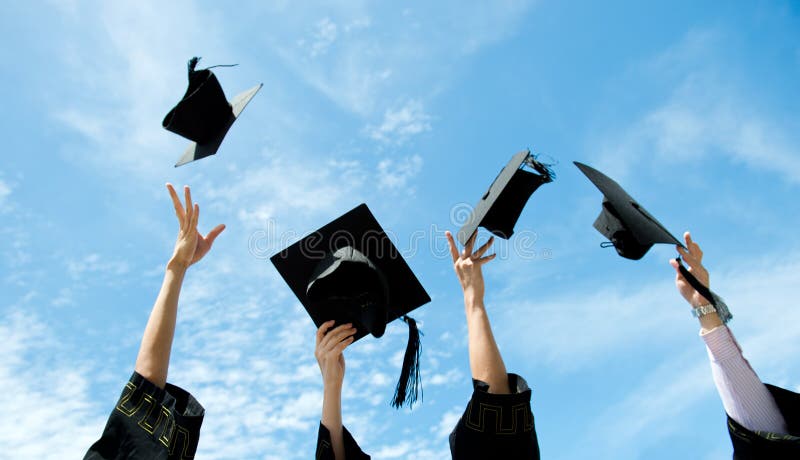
[392,315,422,409]
[525,150,556,183]
[188,56,200,74]
[675,257,716,307]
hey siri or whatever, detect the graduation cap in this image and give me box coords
[574,161,683,260]
[456,149,555,245]
[163,57,262,167]
[574,161,732,322]
[270,203,431,408]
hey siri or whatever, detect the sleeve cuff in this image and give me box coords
[701,325,743,362]
[317,422,370,459]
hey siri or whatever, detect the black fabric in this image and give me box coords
[316,423,371,460]
[307,246,390,339]
[456,150,554,246]
[162,58,234,144]
[479,168,550,240]
[449,373,540,460]
[271,203,430,344]
[728,384,800,459]
[84,372,204,460]
[574,161,682,260]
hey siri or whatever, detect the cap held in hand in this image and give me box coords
[270,203,431,408]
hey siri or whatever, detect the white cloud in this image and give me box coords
[205,152,368,232]
[0,179,10,207]
[0,309,106,459]
[66,253,130,279]
[51,0,232,178]
[594,29,800,184]
[527,250,800,459]
[377,154,423,191]
[432,406,463,438]
[373,441,413,458]
[367,100,432,144]
[269,1,536,115]
[304,17,338,58]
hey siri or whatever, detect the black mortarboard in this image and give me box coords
[270,203,431,408]
[163,57,262,167]
[574,161,683,260]
[457,149,555,245]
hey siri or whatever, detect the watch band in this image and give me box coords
[692,303,717,318]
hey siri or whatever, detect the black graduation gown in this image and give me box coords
[84,372,204,460]
[316,423,371,459]
[449,373,540,460]
[728,384,800,459]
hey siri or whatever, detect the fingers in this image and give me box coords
[473,236,494,258]
[191,204,200,230]
[476,252,496,265]
[668,258,685,281]
[464,231,477,257]
[677,245,701,269]
[319,323,356,352]
[184,186,193,226]
[445,231,459,263]
[166,183,185,223]
[316,320,336,345]
[334,335,355,354]
[205,224,226,246]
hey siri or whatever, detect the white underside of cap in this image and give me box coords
[174,83,264,167]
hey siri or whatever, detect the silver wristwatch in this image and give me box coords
[691,294,732,324]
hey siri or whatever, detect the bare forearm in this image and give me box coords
[321,383,346,460]
[134,259,187,388]
[464,296,510,394]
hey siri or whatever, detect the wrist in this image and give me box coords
[167,257,190,273]
[463,290,485,307]
[323,379,343,394]
[691,303,723,331]
[698,312,723,332]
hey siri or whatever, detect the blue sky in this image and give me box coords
[1,1,800,458]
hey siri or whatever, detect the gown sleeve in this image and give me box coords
[316,422,371,460]
[84,371,205,460]
[448,373,540,460]
[726,384,800,459]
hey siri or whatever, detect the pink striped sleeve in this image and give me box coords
[702,325,788,434]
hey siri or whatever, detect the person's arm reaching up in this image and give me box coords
[134,183,225,388]
[446,231,509,394]
[670,231,787,434]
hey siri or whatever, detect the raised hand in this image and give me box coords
[166,183,225,269]
[446,231,496,303]
[315,320,356,389]
[669,231,711,307]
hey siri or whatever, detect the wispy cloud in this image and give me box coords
[302,17,339,58]
[534,249,800,459]
[0,178,10,210]
[0,309,106,459]
[269,1,536,116]
[50,0,232,178]
[67,253,130,279]
[377,154,423,192]
[594,29,800,183]
[367,100,432,144]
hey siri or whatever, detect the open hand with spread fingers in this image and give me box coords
[446,231,496,303]
[166,183,226,270]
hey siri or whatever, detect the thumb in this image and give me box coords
[205,224,226,245]
[668,258,679,271]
